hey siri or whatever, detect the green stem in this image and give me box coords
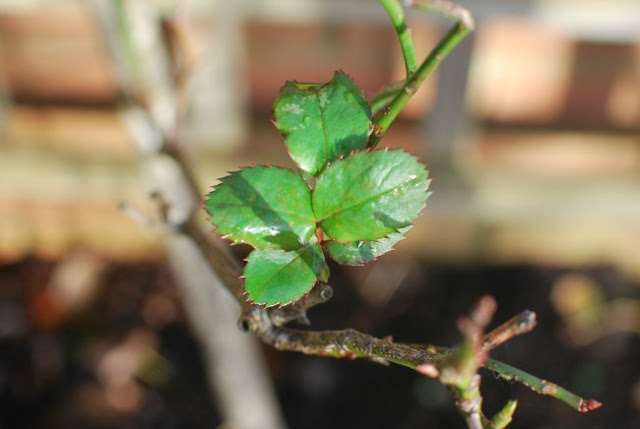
[489,400,517,429]
[379,0,418,76]
[484,358,602,413]
[409,0,475,30]
[369,81,405,116]
[369,21,470,147]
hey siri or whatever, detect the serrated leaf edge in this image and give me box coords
[272,71,373,176]
[312,149,430,243]
[241,246,326,308]
[324,225,412,266]
[205,164,315,248]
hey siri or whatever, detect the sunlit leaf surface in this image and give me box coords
[273,71,372,176]
[206,166,315,250]
[313,150,430,242]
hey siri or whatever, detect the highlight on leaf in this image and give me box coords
[325,226,411,265]
[273,70,373,176]
[205,166,316,250]
[312,149,430,243]
[243,245,329,307]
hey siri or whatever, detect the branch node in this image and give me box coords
[268,283,334,327]
[240,305,273,334]
[540,380,558,396]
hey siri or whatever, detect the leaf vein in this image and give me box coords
[212,202,315,223]
[319,176,425,221]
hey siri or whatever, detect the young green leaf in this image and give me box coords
[205,166,315,250]
[313,150,430,242]
[325,226,411,265]
[273,71,373,176]
[243,245,329,307]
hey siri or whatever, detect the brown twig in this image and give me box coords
[482,310,537,352]
[91,2,287,428]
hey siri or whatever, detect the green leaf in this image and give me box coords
[205,166,315,250]
[243,245,329,307]
[273,71,373,176]
[313,150,430,242]
[325,226,411,265]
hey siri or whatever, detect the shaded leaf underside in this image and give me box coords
[325,226,411,265]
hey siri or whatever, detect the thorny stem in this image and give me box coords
[241,298,601,428]
[271,328,434,368]
[370,0,474,148]
[370,21,471,147]
[484,358,603,413]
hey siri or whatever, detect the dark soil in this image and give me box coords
[0,255,637,428]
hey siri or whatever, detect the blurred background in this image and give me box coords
[0,0,639,428]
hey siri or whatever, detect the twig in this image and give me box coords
[438,296,495,428]
[161,9,198,147]
[91,2,287,428]
[484,359,602,413]
[482,310,537,352]
[118,201,159,229]
[250,324,440,369]
[406,0,475,30]
[369,0,474,147]
[267,283,334,327]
